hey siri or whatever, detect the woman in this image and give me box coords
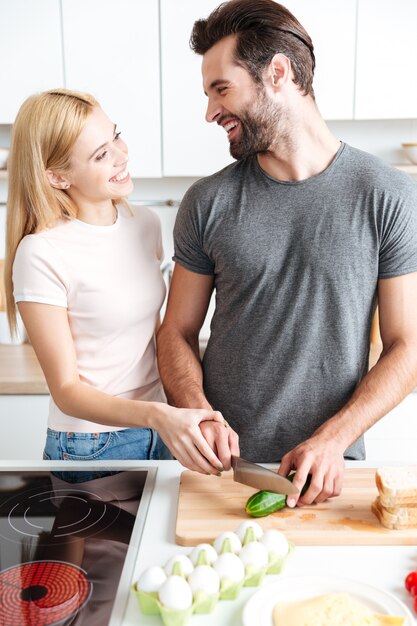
[4,88,224,474]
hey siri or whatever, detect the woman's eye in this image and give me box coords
[96,150,107,161]
[114,131,121,141]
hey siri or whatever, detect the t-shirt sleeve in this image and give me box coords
[378,181,417,279]
[13,235,68,307]
[173,185,215,275]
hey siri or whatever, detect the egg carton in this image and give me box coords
[132,523,294,626]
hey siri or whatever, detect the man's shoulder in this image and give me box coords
[182,159,248,205]
[342,143,416,194]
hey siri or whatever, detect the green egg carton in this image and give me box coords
[266,541,295,574]
[132,559,220,625]
[218,576,244,600]
[131,587,160,615]
[132,527,295,625]
[132,587,219,625]
[192,590,220,614]
[243,564,268,587]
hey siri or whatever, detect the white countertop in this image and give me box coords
[2,459,416,625]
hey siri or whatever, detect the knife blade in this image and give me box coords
[231,455,299,495]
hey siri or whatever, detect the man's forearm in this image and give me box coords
[313,339,417,450]
[156,324,212,409]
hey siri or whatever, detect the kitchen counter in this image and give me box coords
[0,343,48,394]
[3,460,412,625]
[126,460,417,626]
[0,341,394,396]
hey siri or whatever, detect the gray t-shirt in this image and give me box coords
[173,143,417,462]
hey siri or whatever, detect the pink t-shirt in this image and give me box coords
[13,204,166,432]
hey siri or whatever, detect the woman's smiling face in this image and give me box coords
[66,105,133,208]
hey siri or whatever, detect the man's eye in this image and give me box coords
[217,87,227,94]
[96,150,107,161]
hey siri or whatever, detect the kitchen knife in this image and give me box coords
[231,455,299,495]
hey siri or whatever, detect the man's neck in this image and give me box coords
[256,102,341,182]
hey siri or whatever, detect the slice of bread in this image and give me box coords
[272,592,406,625]
[375,466,417,500]
[378,492,417,508]
[372,497,417,530]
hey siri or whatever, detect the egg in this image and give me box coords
[188,565,220,595]
[164,554,194,577]
[212,552,245,583]
[136,565,167,592]
[239,541,269,569]
[189,543,218,566]
[158,575,193,610]
[213,531,242,554]
[235,520,263,543]
[260,529,289,556]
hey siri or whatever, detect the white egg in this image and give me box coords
[213,531,242,554]
[260,529,289,557]
[136,565,167,592]
[164,554,194,577]
[158,575,193,610]
[189,543,218,566]
[212,552,245,583]
[235,520,263,543]
[188,565,220,595]
[239,541,269,569]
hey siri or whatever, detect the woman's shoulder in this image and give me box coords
[126,203,162,229]
[15,220,68,256]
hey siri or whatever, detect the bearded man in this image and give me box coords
[156,0,417,506]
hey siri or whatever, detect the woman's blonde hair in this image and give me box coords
[5,88,100,334]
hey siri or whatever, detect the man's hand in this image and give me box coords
[200,420,240,470]
[278,435,345,507]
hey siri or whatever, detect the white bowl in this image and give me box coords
[402,143,417,164]
[0,147,9,170]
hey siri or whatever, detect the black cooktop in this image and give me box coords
[0,466,156,626]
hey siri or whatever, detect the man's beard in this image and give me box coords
[229,92,284,160]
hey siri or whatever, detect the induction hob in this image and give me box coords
[0,464,157,626]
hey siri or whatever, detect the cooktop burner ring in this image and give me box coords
[0,560,92,626]
[0,486,120,542]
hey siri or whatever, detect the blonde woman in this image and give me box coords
[4,89,225,474]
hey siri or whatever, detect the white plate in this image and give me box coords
[242,575,414,626]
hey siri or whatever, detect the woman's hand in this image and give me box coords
[151,403,226,474]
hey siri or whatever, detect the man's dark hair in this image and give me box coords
[190,0,315,98]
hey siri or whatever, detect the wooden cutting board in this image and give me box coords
[175,468,417,546]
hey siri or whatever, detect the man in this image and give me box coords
[157,0,417,506]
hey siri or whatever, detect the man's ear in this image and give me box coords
[45,169,71,190]
[268,53,292,91]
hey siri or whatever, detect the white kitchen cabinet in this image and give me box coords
[62,0,161,177]
[0,395,49,460]
[0,0,63,123]
[355,0,417,119]
[160,0,234,177]
[364,393,417,463]
[284,1,356,120]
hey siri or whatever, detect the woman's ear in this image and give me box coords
[45,170,71,190]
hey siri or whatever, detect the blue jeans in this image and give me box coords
[44,427,172,462]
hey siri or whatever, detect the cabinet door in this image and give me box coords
[284,0,356,120]
[160,0,233,177]
[355,0,417,119]
[0,0,63,123]
[62,0,161,177]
